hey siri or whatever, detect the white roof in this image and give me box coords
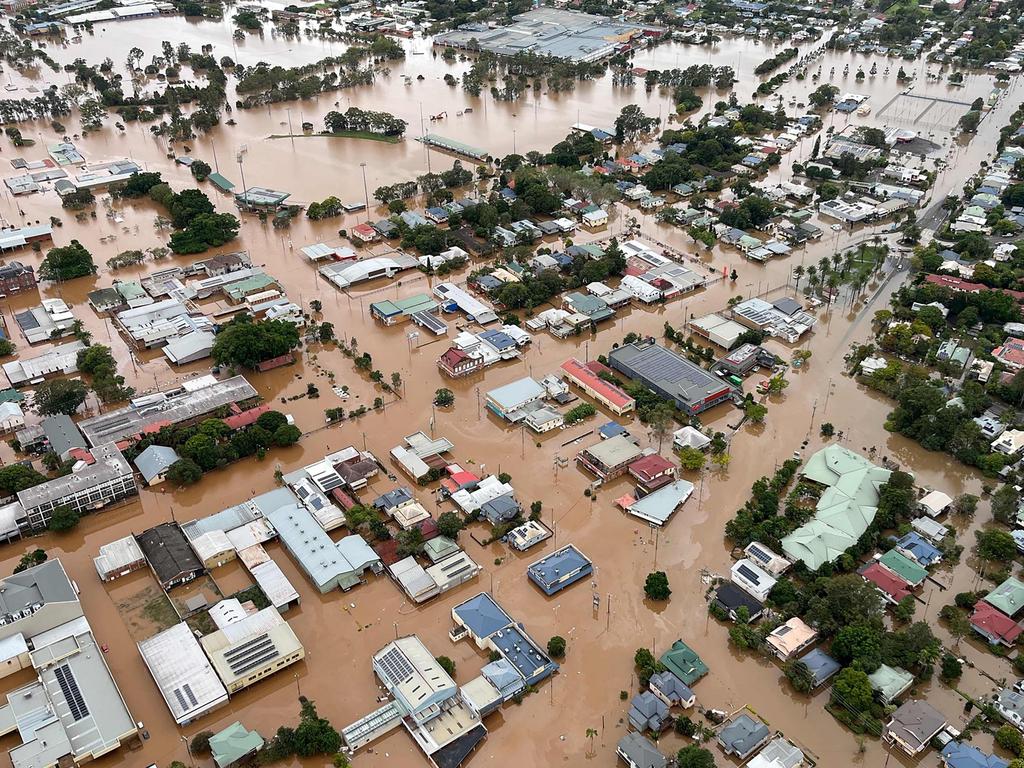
[919,490,952,515]
[138,622,228,725]
[190,529,234,562]
[250,560,300,609]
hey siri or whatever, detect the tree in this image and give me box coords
[644,571,671,600]
[648,402,675,450]
[436,656,456,676]
[257,411,289,432]
[13,549,47,574]
[745,402,767,423]
[830,667,873,713]
[820,422,835,437]
[991,485,1018,525]
[806,575,884,638]
[190,160,212,182]
[958,109,981,134]
[614,104,658,143]
[434,388,455,407]
[954,493,978,518]
[0,465,46,496]
[711,451,731,471]
[975,529,1017,563]
[677,446,706,471]
[547,635,566,657]
[272,424,302,447]
[212,316,300,370]
[190,731,214,755]
[33,379,88,416]
[396,527,424,558]
[38,240,96,281]
[170,213,240,254]
[676,745,716,768]
[894,595,916,623]
[831,623,883,672]
[166,458,203,486]
[940,653,962,683]
[997,726,1024,757]
[436,511,464,540]
[292,698,341,758]
[784,659,815,693]
[48,506,80,532]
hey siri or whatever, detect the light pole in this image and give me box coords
[359,162,370,222]
[180,735,194,768]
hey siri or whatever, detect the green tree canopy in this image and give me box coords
[38,240,96,281]
[33,378,88,416]
[212,316,300,370]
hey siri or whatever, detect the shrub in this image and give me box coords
[547,636,566,658]
[436,656,456,677]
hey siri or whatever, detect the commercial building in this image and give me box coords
[2,340,87,387]
[576,435,643,480]
[608,342,733,416]
[731,297,815,343]
[199,607,305,693]
[15,298,75,344]
[434,282,498,325]
[263,495,382,593]
[136,523,206,590]
[622,479,694,527]
[527,544,593,595]
[435,8,659,63]
[16,443,137,532]
[40,414,86,460]
[560,358,635,415]
[318,254,419,290]
[485,377,547,422]
[94,535,147,582]
[628,454,676,494]
[77,375,258,446]
[138,621,229,725]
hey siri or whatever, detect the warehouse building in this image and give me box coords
[608,342,733,416]
[199,607,305,694]
[138,622,229,725]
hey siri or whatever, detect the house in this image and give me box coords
[577,435,643,481]
[718,713,771,759]
[993,429,1024,454]
[984,576,1024,619]
[868,664,915,704]
[210,723,265,768]
[3,340,87,387]
[485,377,546,423]
[628,454,676,494]
[970,602,1023,647]
[134,444,181,486]
[713,581,765,622]
[137,523,206,590]
[505,519,551,551]
[747,738,806,768]
[895,532,943,567]
[0,401,24,432]
[628,691,670,732]
[648,670,695,709]
[919,489,953,518]
[860,561,912,604]
[731,558,777,602]
[878,549,928,587]
[997,688,1024,731]
[616,732,668,768]
[798,648,841,688]
[912,516,949,544]
[582,208,608,228]
[94,535,147,582]
[744,541,791,576]
[562,292,614,324]
[527,544,593,595]
[0,261,36,294]
[658,640,708,686]
[673,426,711,452]
[622,479,694,527]
[765,617,817,660]
[438,347,484,378]
[940,741,1009,768]
[884,700,948,756]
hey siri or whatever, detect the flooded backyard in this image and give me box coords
[0,10,1019,768]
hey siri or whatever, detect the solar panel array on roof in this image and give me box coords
[747,543,772,565]
[377,646,415,686]
[224,633,280,676]
[737,564,763,585]
[172,684,199,712]
[54,664,89,721]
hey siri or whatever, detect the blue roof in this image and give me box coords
[373,487,413,511]
[475,274,504,291]
[800,648,841,686]
[599,421,628,439]
[896,532,943,567]
[592,129,613,141]
[478,329,517,351]
[488,623,558,684]
[426,206,448,218]
[453,592,514,639]
[499,188,516,200]
[527,544,592,591]
[941,741,1009,768]
[481,658,525,699]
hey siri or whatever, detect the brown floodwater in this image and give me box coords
[0,13,1021,768]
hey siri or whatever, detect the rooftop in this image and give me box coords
[137,622,229,725]
[608,342,730,410]
[452,592,514,639]
[16,443,133,510]
[985,576,1024,618]
[659,640,708,686]
[526,544,592,591]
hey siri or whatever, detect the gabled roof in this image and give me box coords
[859,561,911,602]
[985,576,1024,618]
[940,741,1009,768]
[452,592,513,639]
[971,601,1023,644]
[659,640,708,686]
[868,664,914,704]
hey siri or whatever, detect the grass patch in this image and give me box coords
[142,593,179,628]
[186,610,217,636]
[267,131,401,144]
[233,584,271,610]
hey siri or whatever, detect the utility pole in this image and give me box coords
[359,162,370,221]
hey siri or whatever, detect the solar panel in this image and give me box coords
[230,646,280,676]
[54,664,89,721]
[737,564,761,584]
[378,647,414,685]
[747,544,772,565]
[182,683,199,707]
[173,687,189,712]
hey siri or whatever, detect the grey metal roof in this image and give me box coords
[134,445,181,484]
[617,732,668,768]
[41,414,85,458]
[526,544,591,589]
[0,560,78,619]
[718,714,770,757]
[16,443,133,509]
[799,648,841,685]
[608,342,729,407]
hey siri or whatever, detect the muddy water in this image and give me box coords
[0,13,1020,768]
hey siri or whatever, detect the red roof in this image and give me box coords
[142,419,172,435]
[860,562,911,602]
[223,403,271,430]
[971,601,1023,644]
[374,538,401,566]
[993,338,1024,368]
[628,454,675,483]
[925,274,1024,302]
[257,353,295,372]
[331,487,357,511]
[560,357,635,410]
[352,223,377,238]
[440,347,469,367]
[68,448,93,464]
[415,518,439,541]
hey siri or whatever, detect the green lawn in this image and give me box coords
[268,131,401,144]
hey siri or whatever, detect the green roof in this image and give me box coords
[781,446,891,571]
[867,664,914,704]
[659,640,709,686]
[879,549,928,586]
[208,172,235,192]
[370,293,438,317]
[985,576,1024,618]
[0,389,24,403]
[210,722,263,768]
[224,273,279,301]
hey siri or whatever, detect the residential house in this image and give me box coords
[718,714,771,759]
[765,617,817,660]
[883,700,948,756]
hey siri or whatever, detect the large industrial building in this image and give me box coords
[608,341,734,416]
[138,621,230,726]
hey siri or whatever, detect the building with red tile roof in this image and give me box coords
[993,337,1024,371]
[627,454,676,494]
[560,358,635,415]
[859,562,911,604]
[223,403,271,430]
[971,601,1024,647]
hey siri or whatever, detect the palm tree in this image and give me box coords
[826,274,840,304]
[792,264,804,291]
[831,253,843,274]
[807,273,820,296]
[817,256,830,275]
[586,728,598,756]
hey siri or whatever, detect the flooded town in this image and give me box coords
[0,0,1021,767]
